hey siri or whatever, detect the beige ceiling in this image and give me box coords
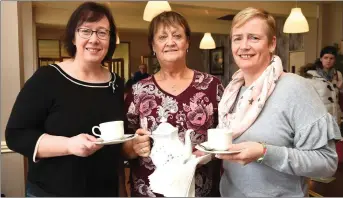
[32,1,237,21]
[32,1,324,17]
[32,1,322,34]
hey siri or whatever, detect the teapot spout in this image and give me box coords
[183,129,194,162]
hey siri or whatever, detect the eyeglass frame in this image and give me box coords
[76,28,111,40]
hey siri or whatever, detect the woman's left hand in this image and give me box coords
[215,141,264,165]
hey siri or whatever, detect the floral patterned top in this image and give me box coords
[125,70,224,197]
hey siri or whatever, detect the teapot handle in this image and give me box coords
[185,129,194,157]
[148,134,155,147]
[148,135,155,159]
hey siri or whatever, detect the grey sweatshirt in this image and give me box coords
[220,73,341,197]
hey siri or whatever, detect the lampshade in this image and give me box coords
[199,33,216,49]
[143,1,172,22]
[116,34,120,44]
[283,8,309,33]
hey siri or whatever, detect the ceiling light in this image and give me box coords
[116,33,120,44]
[143,1,172,22]
[199,33,216,49]
[283,8,309,33]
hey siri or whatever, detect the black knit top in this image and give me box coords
[6,64,125,196]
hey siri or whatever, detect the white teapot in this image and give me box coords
[149,120,194,168]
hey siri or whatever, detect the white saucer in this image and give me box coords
[195,141,242,154]
[95,134,137,145]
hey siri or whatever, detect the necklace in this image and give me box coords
[159,67,187,92]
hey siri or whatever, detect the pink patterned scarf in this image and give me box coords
[218,55,284,139]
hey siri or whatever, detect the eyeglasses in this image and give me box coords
[77,28,110,40]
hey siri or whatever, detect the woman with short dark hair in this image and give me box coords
[301,46,343,128]
[5,2,126,196]
[63,1,117,65]
[122,11,224,197]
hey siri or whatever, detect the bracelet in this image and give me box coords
[256,142,267,164]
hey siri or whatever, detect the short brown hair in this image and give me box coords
[139,64,147,69]
[231,7,276,45]
[63,2,117,64]
[148,11,191,52]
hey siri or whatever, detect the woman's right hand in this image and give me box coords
[67,133,103,157]
[132,128,151,157]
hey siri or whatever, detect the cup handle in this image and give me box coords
[92,126,101,137]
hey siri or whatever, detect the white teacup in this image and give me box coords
[92,121,124,141]
[207,128,232,151]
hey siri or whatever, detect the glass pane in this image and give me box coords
[113,43,129,81]
[38,40,60,58]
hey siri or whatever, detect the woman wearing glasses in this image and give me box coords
[5,2,126,197]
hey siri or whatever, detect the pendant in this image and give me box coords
[171,84,176,92]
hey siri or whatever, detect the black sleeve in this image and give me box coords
[5,68,52,160]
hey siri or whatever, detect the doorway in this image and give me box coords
[113,42,130,82]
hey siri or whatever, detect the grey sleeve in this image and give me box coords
[262,115,338,177]
[261,76,341,177]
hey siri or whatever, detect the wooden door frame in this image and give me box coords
[117,41,131,81]
[110,58,125,77]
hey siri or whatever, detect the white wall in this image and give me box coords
[1,1,26,197]
[21,1,37,82]
[304,17,319,63]
[1,1,36,196]
[1,1,22,139]
[321,2,343,47]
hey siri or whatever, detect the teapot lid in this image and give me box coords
[154,118,177,134]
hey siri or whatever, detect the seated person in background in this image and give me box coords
[133,63,150,83]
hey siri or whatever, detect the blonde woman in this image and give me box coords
[215,7,341,196]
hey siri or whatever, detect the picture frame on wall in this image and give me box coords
[209,47,224,75]
[289,34,304,51]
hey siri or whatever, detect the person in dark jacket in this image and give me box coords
[133,63,150,83]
